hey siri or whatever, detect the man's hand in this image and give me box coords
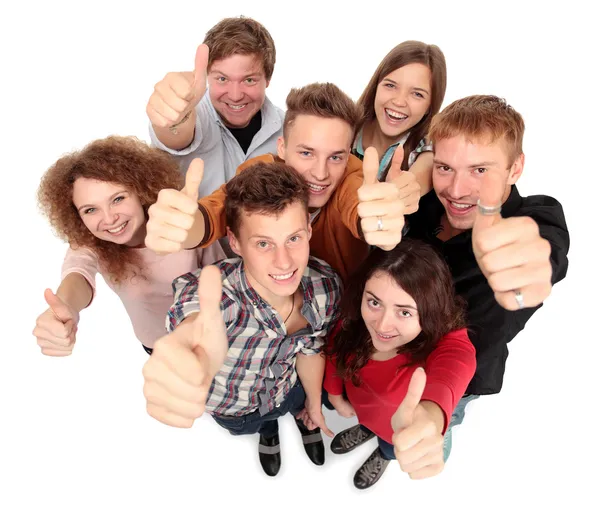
[472,169,552,310]
[142,265,228,428]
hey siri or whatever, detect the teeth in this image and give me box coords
[385,108,408,120]
[307,183,326,192]
[450,202,473,209]
[271,272,294,280]
[228,104,247,110]
[378,332,394,339]
[107,222,126,234]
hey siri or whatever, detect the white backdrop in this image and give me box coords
[2,1,598,518]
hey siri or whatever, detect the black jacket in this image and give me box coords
[406,186,570,395]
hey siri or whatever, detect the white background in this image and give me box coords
[2,1,598,518]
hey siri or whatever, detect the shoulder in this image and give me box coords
[236,153,276,174]
[305,257,343,296]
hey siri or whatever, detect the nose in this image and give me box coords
[104,208,119,225]
[447,171,471,200]
[392,91,408,108]
[273,246,293,270]
[229,83,244,102]
[376,309,395,333]
[311,159,330,182]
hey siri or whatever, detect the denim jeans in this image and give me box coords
[211,383,307,439]
[443,394,480,461]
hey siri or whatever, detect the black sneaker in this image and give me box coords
[294,417,325,465]
[331,424,375,454]
[353,448,391,489]
[258,433,281,477]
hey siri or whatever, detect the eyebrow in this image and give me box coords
[249,227,307,240]
[211,69,263,78]
[77,190,128,212]
[434,160,499,169]
[366,290,418,311]
[382,77,430,95]
[296,144,347,155]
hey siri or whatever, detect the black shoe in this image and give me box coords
[353,448,391,490]
[295,417,325,466]
[258,433,281,477]
[331,424,375,454]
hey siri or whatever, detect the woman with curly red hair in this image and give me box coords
[33,136,224,356]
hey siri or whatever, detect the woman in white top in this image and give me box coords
[33,136,224,356]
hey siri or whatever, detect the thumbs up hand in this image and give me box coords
[33,289,79,357]
[390,368,445,480]
[357,147,406,251]
[143,265,228,428]
[146,44,208,129]
[472,170,552,311]
[385,145,421,214]
[145,158,206,253]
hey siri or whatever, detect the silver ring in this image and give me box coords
[377,216,384,231]
[514,289,525,310]
[477,199,502,216]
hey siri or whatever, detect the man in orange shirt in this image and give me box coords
[145,82,422,282]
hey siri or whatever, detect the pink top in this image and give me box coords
[61,244,226,347]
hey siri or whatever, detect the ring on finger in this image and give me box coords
[377,216,384,231]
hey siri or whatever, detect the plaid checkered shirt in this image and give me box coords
[167,256,341,417]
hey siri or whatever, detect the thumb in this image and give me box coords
[193,44,209,94]
[181,158,204,200]
[386,144,405,182]
[391,367,426,432]
[362,146,380,186]
[44,288,74,323]
[473,170,505,233]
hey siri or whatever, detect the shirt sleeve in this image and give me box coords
[420,328,477,434]
[323,332,344,396]
[60,246,98,307]
[408,138,433,169]
[331,155,363,240]
[166,268,239,333]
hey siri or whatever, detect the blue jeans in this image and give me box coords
[443,394,480,461]
[357,425,396,460]
[211,383,306,439]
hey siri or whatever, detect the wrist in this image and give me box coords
[419,400,445,434]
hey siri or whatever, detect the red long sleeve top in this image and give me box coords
[324,328,477,443]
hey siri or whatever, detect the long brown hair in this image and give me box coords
[328,239,465,386]
[37,136,183,284]
[357,41,447,170]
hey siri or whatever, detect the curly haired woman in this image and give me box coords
[33,136,224,356]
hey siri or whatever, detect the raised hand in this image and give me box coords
[146,44,209,129]
[390,368,445,480]
[145,158,205,253]
[33,289,79,357]
[357,147,406,251]
[385,146,421,214]
[472,169,552,311]
[142,265,228,428]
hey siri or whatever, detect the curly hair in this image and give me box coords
[328,239,465,386]
[37,136,183,284]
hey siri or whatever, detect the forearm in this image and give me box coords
[409,151,433,195]
[296,353,325,406]
[56,273,93,313]
[152,114,196,151]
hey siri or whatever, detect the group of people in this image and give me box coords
[33,16,570,490]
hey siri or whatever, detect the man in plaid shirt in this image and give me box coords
[142,161,341,477]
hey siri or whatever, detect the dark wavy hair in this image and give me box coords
[328,238,465,385]
[37,136,183,284]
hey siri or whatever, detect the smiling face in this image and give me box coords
[228,201,311,303]
[277,114,353,209]
[207,53,269,129]
[373,63,432,142]
[432,134,524,233]
[360,271,422,356]
[72,178,146,246]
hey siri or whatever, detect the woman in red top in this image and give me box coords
[323,239,476,489]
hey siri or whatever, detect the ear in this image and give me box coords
[276,136,286,161]
[265,78,271,88]
[507,153,525,186]
[307,221,313,241]
[227,227,241,256]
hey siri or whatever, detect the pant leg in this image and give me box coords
[443,394,481,462]
[377,437,396,461]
